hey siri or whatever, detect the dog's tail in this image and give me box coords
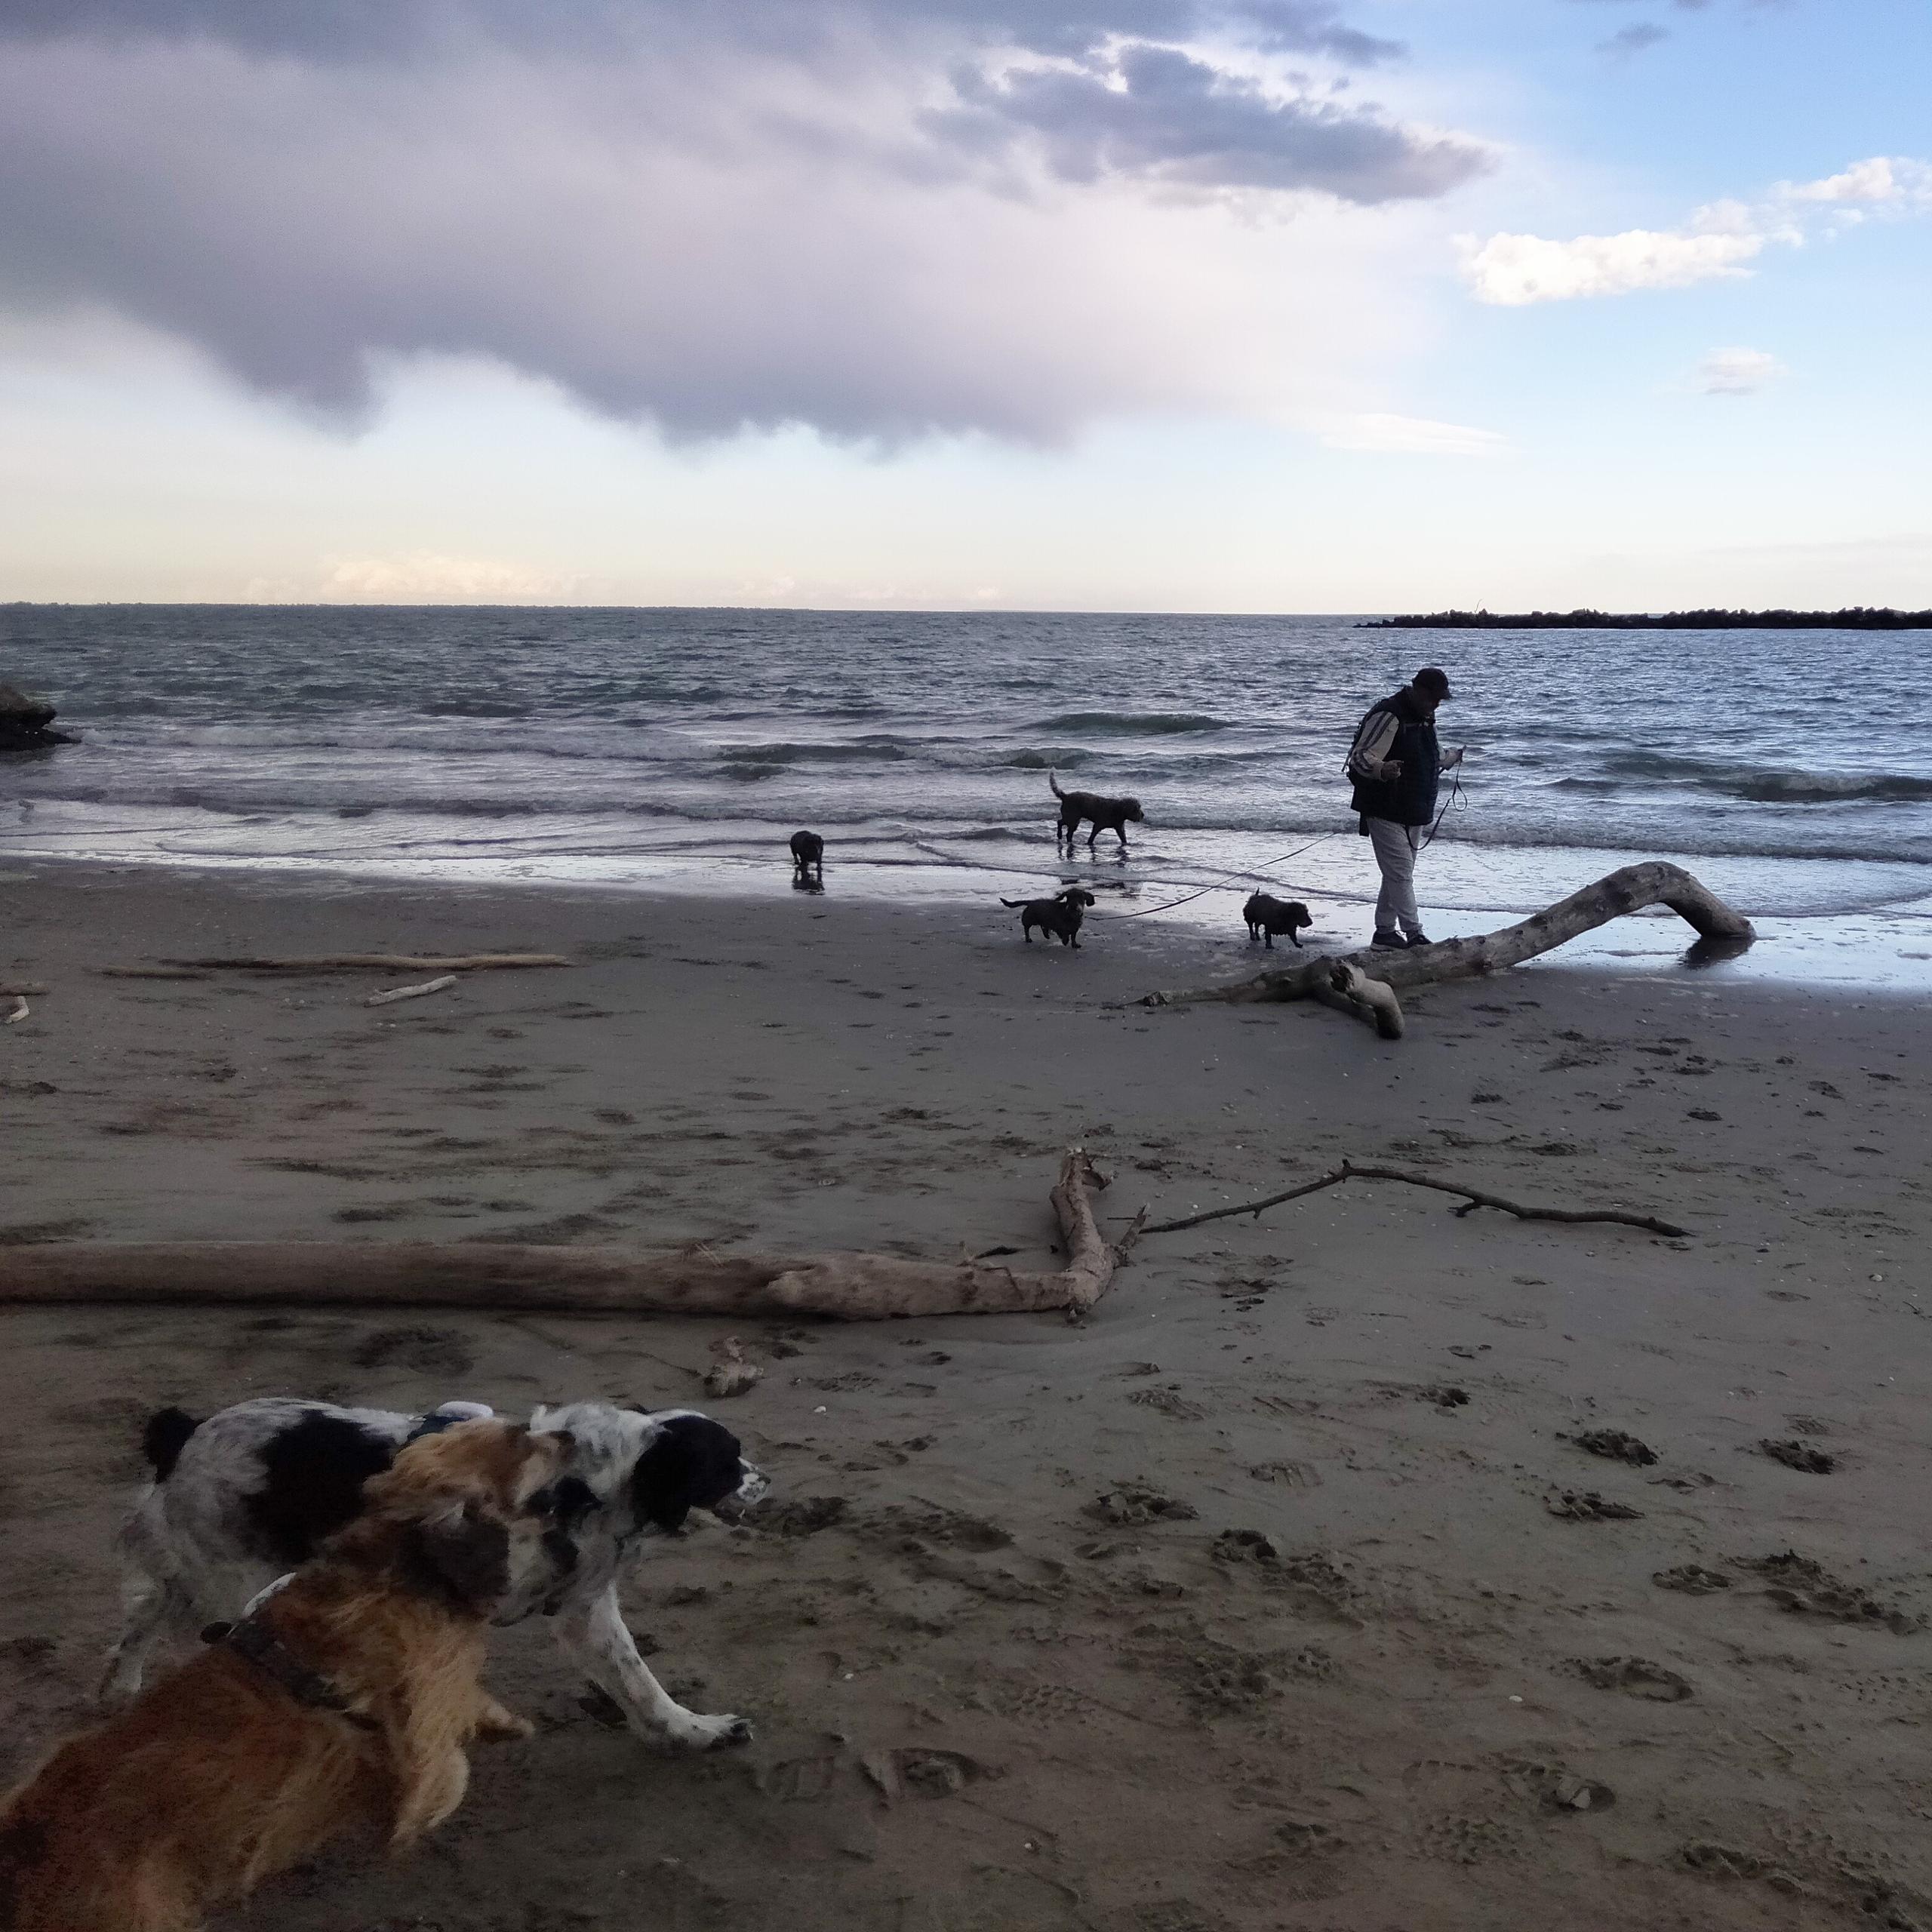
[1048,771,1066,800]
[141,1406,201,1481]
[999,897,1031,909]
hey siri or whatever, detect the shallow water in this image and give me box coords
[5,605,1929,987]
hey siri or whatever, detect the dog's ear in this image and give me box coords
[630,1414,746,1533]
[408,1500,512,1609]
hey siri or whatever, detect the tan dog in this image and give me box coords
[0,1418,573,1932]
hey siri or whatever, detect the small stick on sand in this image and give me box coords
[0,982,48,996]
[1142,1158,1689,1238]
[100,967,212,981]
[3,995,27,1026]
[365,974,460,1008]
[168,954,571,974]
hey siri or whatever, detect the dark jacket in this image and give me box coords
[1348,688,1441,827]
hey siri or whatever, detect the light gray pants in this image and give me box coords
[1366,817,1423,935]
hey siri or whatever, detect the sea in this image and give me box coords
[5,605,1930,988]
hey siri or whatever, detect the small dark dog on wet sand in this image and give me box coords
[789,829,824,880]
[1001,886,1097,946]
[1242,891,1314,949]
[1049,773,1143,851]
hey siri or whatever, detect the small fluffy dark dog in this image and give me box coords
[1001,886,1097,946]
[1049,773,1143,851]
[0,1420,574,1932]
[789,829,823,877]
[1242,891,1314,949]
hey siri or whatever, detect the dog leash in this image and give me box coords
[1087,830,1343,919]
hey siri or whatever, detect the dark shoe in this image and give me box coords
[1370,929,1407,949]
[1405,931,1434,947]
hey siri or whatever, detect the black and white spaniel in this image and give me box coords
[101,1396,768,1752]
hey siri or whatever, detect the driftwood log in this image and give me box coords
[1147,863,1753,1038]
[166,954,571,974]
[0,1150,1136,1322]
[1143,1159,1689,1238]
[365,974,460,1008]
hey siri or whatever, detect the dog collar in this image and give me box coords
[203,1617,380,1731]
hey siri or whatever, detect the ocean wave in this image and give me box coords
[1001,749,1091,770]
[714,739,912,764]
[1601,751,1932,804]
[1031,712,1230,736]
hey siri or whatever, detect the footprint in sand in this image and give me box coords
[744,1495,848,1537]
[1565,1428,1659,1467]
[350,1324,476,1376]
[1090,1481,1197,1527]
[1566,1656,1694,1701]
[1128,1386,1208,1421]
[1502,1761,1615,1814]
[1758,1437,1835,1474]
[1546,1490,1643,1522]
[1653,1564,1733,1594]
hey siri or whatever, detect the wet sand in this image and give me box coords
[2,862,1930,1930]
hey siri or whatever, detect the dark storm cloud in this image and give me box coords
[0,0,1404,64]
[940,44,1486,202]
[0,0,1486,439]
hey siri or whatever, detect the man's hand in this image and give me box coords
[1441,747,1464,770]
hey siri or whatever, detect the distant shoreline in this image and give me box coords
[1361,608,1932,630]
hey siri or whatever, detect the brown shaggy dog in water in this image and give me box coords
[0,1420,574,1932]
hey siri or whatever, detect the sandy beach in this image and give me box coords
[3,860,1930,1930]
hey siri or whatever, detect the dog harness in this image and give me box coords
[403,1399,494,1444]
[202,1617,380,1731]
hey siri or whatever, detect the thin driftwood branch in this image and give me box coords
[0,1150,1136,1321]
[1142,1158,1688,1238]
[365,974,460,1008]
[0,982,48,996]
[1144,862,1754,1035]
[165,954,571,974]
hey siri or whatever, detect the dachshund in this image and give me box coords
[1242,891,1314,949]
[1049,774,1143,851]
[1001,886,1097,946]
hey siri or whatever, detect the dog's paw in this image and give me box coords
[475,1698,537,1742]
[663,1709,754,1752]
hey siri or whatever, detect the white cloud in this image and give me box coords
[1459,154,1931,306]
[1777,157,1929,206]
[1457,226,1762,304]
[319,552,583,601]
[1695,346,1785,395]
[1321,411,1507,455]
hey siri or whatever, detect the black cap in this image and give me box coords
[1414,666,1451,699]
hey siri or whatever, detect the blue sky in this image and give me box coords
[1,0,1926,609]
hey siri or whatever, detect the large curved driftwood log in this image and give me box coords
[0,1150,1135,1322]
[162,953,571,974]
[1146,863,1753,1038]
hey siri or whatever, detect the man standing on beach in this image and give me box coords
[1346,666,1463,949]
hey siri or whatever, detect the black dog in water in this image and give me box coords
[1049,773,1143,852]
[1001,887,1097,946]
[789,829,824,881]
[1242,891,1313,949]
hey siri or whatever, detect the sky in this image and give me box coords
[1,0,1927,611]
